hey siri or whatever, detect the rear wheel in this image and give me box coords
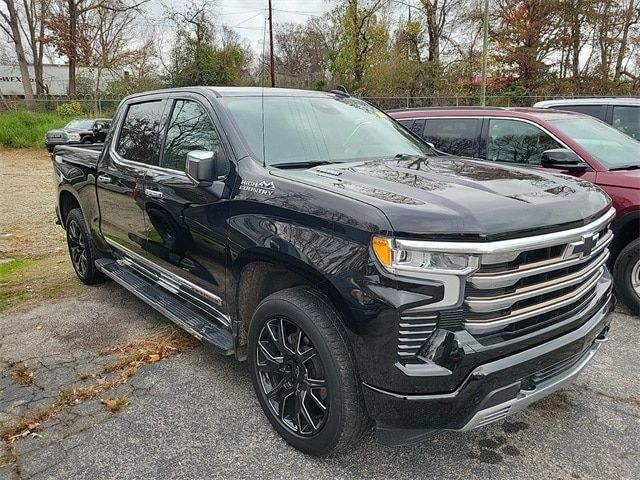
[613,238,640,314]
[65,208,105,285]
[247,287,369,455]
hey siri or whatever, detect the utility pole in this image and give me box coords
[268,0,275,87]
[480,0,489,106]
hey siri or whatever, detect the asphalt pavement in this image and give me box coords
[1,282,638,480]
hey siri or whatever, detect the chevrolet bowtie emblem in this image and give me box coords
[566,232,599,259]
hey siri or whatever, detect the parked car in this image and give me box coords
[45,118,112,152]
[534,98,640,141]
[52,87,615,455]
[389,107,640,314]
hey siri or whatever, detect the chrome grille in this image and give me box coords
[397,311,437,359]
[464,220,613,331]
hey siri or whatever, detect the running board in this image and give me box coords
[96,258,234,355]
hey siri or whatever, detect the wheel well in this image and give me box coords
[59,191,80,227]
[611,216,639,261]
[235,260,351,351]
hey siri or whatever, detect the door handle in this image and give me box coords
[145,188,163,199]
[97,175,111,183]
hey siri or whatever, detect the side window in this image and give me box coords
[612,106,640,140]
[487,119,562,165]
[161,100,222,172]
[116,101,164,165]
[423,118,480,157]
[555,104,604,121]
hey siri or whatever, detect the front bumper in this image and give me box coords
[363,292,614,446]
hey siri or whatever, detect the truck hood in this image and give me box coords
[274,156,611,238]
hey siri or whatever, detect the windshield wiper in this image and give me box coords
[269,161,334,169]
[609,164,640,171]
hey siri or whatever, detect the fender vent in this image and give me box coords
[397,312,438,360]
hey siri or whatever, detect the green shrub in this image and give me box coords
[0,111,68,149]
[56,101,83,117]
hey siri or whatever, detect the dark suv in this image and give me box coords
[534,98,640,141]
[389,107,640,313]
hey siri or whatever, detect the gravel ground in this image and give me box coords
[0,148,638,479]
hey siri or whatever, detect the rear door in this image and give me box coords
[97,98,166,257]
[422,117,482,157]
[140,94,232,303]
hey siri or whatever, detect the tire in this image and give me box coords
[613,238,640,314]
[247,287,369,456]
[82,138,94,144]
[65,208,106,285]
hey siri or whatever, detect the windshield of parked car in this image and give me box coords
[548,117,640,169]
[222,95,435,167]
[65,119,94,129]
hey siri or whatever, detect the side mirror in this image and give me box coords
[186,150,229,187]
[541,148,589,171]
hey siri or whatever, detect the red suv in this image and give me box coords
[389,107,640,313]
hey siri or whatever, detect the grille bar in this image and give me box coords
[466,250,608,313]
[469,230,612,289]
[466,263,604,328]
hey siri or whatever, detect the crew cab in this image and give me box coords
[45,118,111,152]
[390,107,640,314]
[53,88,615,455]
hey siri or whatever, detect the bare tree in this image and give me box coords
[45,0,149,95]
[0,0,35,104]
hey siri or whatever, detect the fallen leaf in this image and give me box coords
[36,324,43,330]
[148,354,161,363]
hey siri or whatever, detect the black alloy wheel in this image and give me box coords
[67,217,89,277]
[65,208,105,285]
[247,287,369,456]
[255,317,329,435]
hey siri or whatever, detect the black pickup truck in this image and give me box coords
[52,87,615,455]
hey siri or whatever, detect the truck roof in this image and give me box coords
[124,86,337,101]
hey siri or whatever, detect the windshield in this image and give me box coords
[65,119,94,129]
[548,117,640,169]
[222,95,434,166]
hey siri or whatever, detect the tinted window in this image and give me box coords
[612,106,640,140]
[162,100,222,171]
[423,118,480,157]
[553,104,604,120]
[116,101,164,165]
[487,119,561,165]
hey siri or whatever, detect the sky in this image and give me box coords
[145,0,339,51]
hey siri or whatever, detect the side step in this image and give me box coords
[96,258,234,355]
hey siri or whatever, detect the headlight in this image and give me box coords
[67,133,81,141]
[372,236,479,277]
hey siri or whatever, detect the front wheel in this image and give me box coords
[247,287,369,455]
[613,238,640,314]
[65,208,105,285]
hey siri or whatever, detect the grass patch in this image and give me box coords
[101,397,130,414]
[0,254,81,313]
[0,111,69,149]
[7,362,35,386]
[0,258,35,284]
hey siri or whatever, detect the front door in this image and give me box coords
[97,99,166,257]
[140,96,231,304]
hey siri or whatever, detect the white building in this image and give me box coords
[0,64,122,96]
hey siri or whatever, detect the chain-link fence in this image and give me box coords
[1,93,632,115]
[0,96,122,115]
[360,94,624,110]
